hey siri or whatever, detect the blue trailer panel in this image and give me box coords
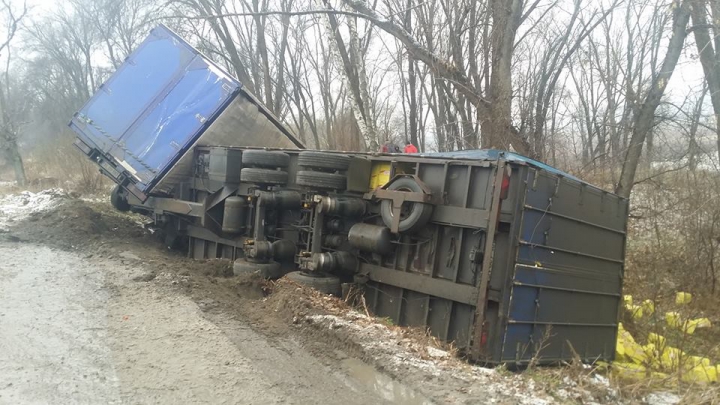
[69,24,301,199]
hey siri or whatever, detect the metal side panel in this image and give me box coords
[500,169,628,364]
[360,162,503,354]
[190,236,238,260]
[364,281,476,348]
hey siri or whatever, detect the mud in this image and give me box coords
[0,243,119,403]
[4,198,150,249]
[339,358,433,405]
[0,240,414,404]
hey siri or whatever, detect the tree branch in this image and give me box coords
[160,8,378,22]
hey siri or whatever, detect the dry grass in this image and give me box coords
[623,170,720,365]
[599,168,720,401]
[22,141,111,195]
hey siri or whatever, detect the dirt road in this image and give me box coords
[0,241,427,404]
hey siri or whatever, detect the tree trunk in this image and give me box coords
[615,0,691,198]
[252,0,274,109]
[689,87,707,171]
[404,0,418,147]
[690,0,720,165]
[482,0,523,151]
[273,0,293,115]
[347,15,373,149]
[324,2,375,145]
[6,143,26,186]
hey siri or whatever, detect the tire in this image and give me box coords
[297,151,350,172]
[110,185,131,212]
[241,150,290,168]
[240,168,288,185]
[296,170,346,191]
[271,239,297,262]
[285,271,341,295]
[380,177,433,233]
[233,259,283,278]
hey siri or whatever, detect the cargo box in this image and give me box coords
[69,24,302,201]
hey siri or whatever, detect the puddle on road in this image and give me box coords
[341,358,433,405]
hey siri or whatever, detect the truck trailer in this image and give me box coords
[69,25,629,365]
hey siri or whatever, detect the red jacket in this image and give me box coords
[404,144,418,153]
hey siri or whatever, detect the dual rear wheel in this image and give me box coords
[240,150,291,186]
[239,150,350,191]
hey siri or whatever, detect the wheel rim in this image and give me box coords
[394,186,414,221]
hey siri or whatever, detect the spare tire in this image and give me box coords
[241,150,290,168]
[240,168,288,185]
[285,271,341,295]
[297,151,350,172]
[296,170,346,191]
[380,177,433,233]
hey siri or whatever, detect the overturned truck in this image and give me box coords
[69,25,629,365]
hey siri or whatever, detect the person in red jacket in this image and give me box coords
[403,141,418,153]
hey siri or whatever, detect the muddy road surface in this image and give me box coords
[0,239,424,404]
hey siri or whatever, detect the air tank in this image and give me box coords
[317,196,367,217]
[222,196,247,233]
[348,223,393,255]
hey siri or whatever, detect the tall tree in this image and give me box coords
[0,0,28,186]
[615,0,692,198]
[689,0,720,164]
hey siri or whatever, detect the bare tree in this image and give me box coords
[0,0,28,185]
[689,0,720,164]
[616,0,692,198]
[2,0,712,202]
[323,0,376,147]
[174,0,257,92]
[71,0,162,69]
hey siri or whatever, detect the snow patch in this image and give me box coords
[426,346,449,359]
[645,392,681,405]
[591,373,610,387]
[0,189,68,229]
[306,313,564,404]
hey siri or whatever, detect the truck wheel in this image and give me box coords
[110,185,131,212]
[271,239,297,262]
[296,170,346,190]
[285,271,341,295]
[380,177,433,233]
[242,150,290,168]
[297,151,350,172]
[233,259,283,278]
[240,168,288,185]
